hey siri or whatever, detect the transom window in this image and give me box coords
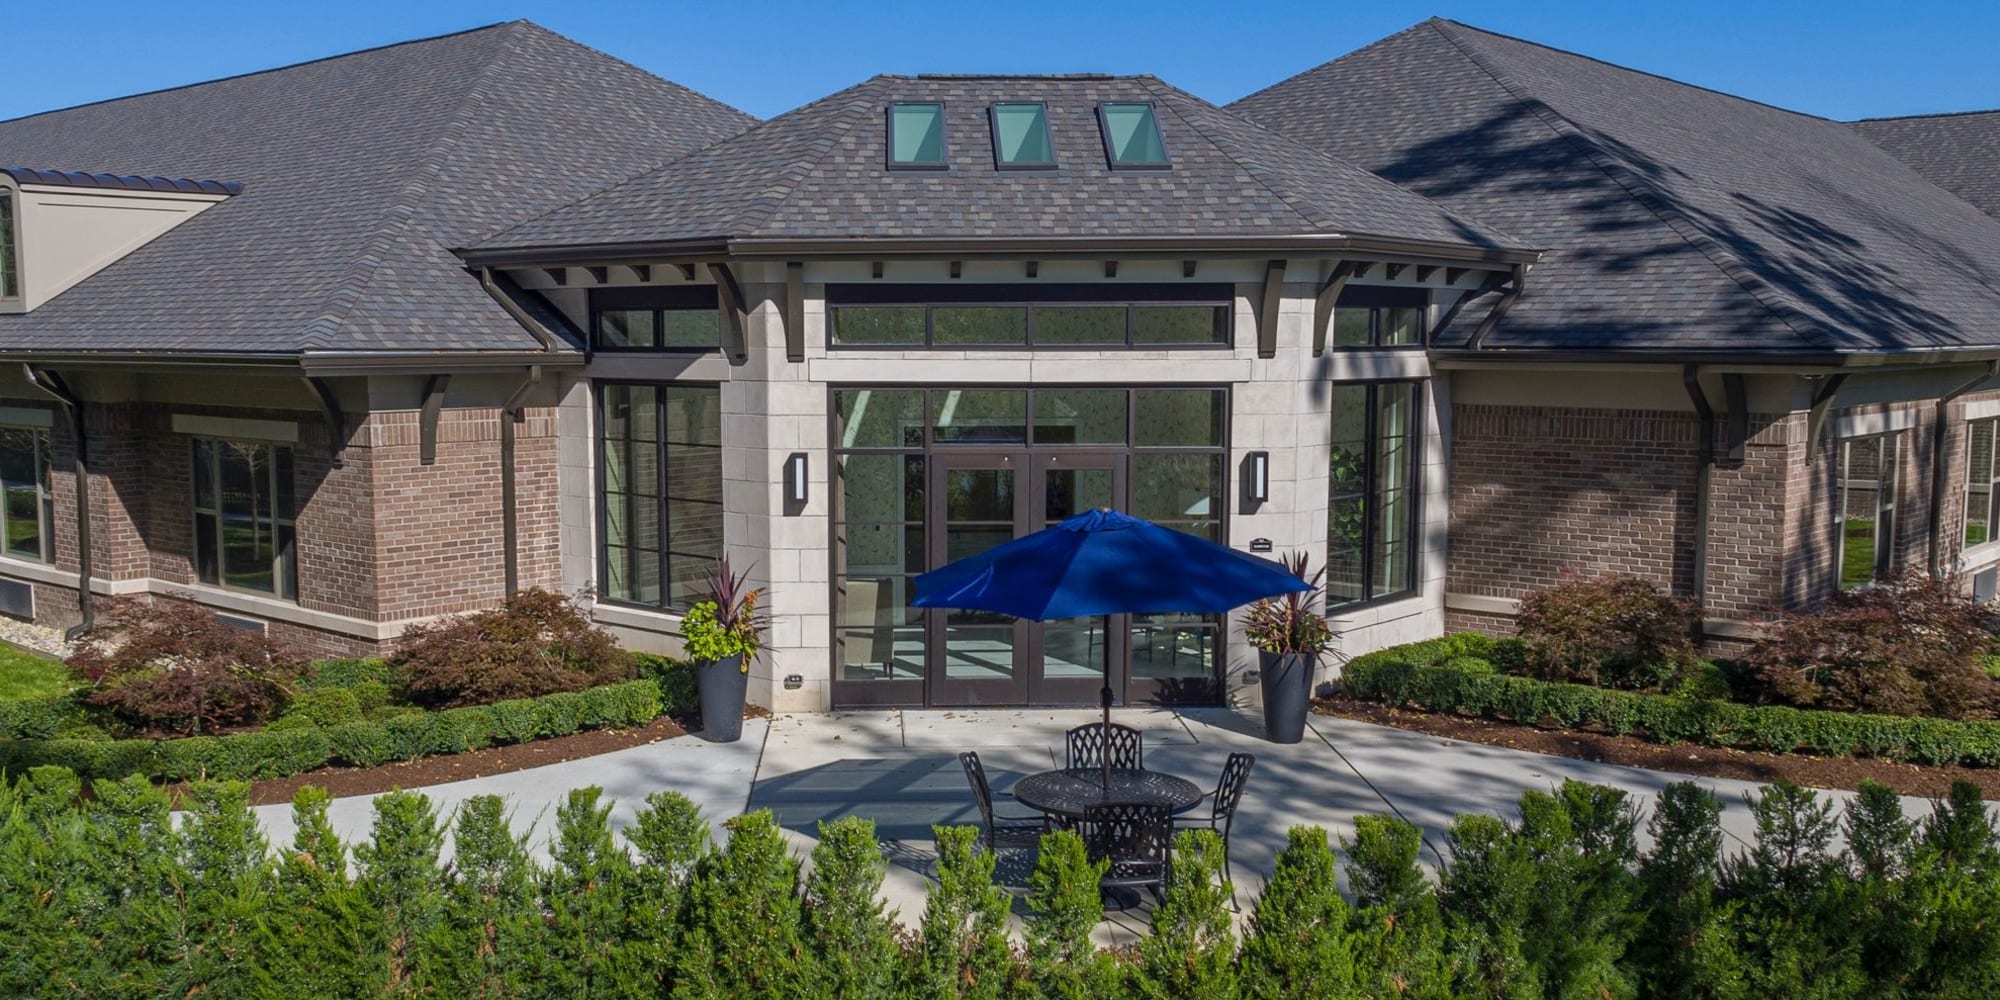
[827,284,1230,348]
[888,103,948,169]
[1097,103,1169,168]
[1332,286,1428,348]
[590,286,721,352]
[1838,433,1898,589]
[597,383,723,610]
[990,103,1055,168]
[1966,419,1998,548]
[0,425,52,563]
[191,438,296,599]
[1328,382,1422,607]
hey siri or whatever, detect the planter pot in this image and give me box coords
[695,653,748,742]
[1258,651,1316,744]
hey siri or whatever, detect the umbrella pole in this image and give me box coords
[1101,613,1112,793]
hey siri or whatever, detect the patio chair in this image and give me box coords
[1175,752,1255,886]
[959,751,1049,851]
[1065,722,1143,771]
[1079,800,1174,900]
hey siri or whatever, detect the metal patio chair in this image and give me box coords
[1065,722,1143,771]
[1079,800,1174,900]
[1175,751,1255,887]
[959,751,1048,851]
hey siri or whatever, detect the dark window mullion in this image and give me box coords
[656,387,673,610]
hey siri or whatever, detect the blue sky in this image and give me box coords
[2,1,1995,123]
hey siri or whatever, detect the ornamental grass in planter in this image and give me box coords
[680,556,771,742]
[1241,552,1335,744]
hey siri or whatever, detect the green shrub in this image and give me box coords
[1241,826,1361,999]
[1675,660,1735,701]
[536,690,587,737]
[329,720,397,768]
[1747,576,2000,719]
[637,652,698,717]
[0,693,78,739]
[490,698,540,743]
[282,688,363,729]
[66,596,305,736]
[805,816,900,1000]
[1516,574,1700,691]
[301,657,394,692]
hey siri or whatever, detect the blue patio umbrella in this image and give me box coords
[913,507,1308,787]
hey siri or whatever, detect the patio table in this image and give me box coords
[1011,767,1203,822]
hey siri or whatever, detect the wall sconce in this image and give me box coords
[784,452,809,506]
[1247,451,1270,504]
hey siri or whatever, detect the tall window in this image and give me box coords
[598,384,722,610]
[0,190,16,299]
[1968,420,1999,548]
[1332,286,1427,347]
[590,287,720,352]
[1328,382,1421,607]
[0,426,51,562]
[1838,433,1898,589]
[191,439,296,598]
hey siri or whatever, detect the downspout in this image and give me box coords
[1927,361,2000,576]
[500,368,542,597]
[22,365,92,640]
[1682,365,1714,640]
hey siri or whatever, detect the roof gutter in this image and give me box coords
[1928,361,2000,576]
[1433,348,2000,370]
[22,365,92,641]
[457,233,1544,269]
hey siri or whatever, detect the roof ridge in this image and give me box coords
[1134,79,1323,233]
[1427,19,1832,351]
[1852,108,2000,124]
[1228,20,1438,110]
[503,21,756,129]
[0,21,520,129]
[301,22,525,350]
[1434,18,1835,124]
[735,99,872,237]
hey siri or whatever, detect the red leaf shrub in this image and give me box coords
[1745,576,2000,719]
[391,589,634,708]
[66,598,305,737]
[1514,574,1700,691]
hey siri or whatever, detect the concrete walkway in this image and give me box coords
[251,708,1944,937]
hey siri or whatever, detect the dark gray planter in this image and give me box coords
[695,653,747,742]
[1258,651,1315,744]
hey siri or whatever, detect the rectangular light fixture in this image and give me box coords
[785,452,809,505]
[1247,451,1270,504]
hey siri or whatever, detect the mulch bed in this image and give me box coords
[227,715,691,807]
[1315,696,2000,799]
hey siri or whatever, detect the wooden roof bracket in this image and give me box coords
[303,376,347,469]
[1310,260,1357,357]
[784,262,805,363]
[707,262,750,364]
[1465,263,1527,350]
[1722,373,1748,464]
[1433,268,1511,346]
[1257,259,1287,358]
[1803,373,1848,465]
[419,373,451,466]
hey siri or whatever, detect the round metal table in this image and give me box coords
[1011,767,1204,821]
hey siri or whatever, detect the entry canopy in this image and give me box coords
[911,507,1308,621]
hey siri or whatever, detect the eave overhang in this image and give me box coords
[0,349,584,377]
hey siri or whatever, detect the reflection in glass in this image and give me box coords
[191,438,294,598]
[836,389,926,448]
[831,306,926,345]
[1840,434,1896,590]
[932,390,1027,444]
[1134,389,1223,447]
[935,307,1027,346]
[598,384,722,609]
[1035,306,1126,345]
[1033,389,1125,445]
[835,452,926,682]
[0,427,48,561]
[1967,420,1995,548]
[1132,305,1227,344]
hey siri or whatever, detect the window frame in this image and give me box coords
[1325,380,1424,612]
[0,187,19,304]
[1967,418,2000,550]
[1330,286,1430,350]
[823,283,1233,350]
[886,102,950,171]
[1836,431,1898,590]
[0,424,52,564]
[593,381,725,614]
[588,285,723,354]
[1095,101,1171,170]
[988,102,1058,171]
[189,437,297,600]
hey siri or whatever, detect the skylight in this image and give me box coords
[990,103,1055,169]
[1098,103,1169,168]
[888,103,948,169]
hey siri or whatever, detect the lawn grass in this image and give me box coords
[0,644,71,701]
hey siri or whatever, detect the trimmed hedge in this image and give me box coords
[1341,633,2000,767]
[0,694,75,740]
[0,678,663,783]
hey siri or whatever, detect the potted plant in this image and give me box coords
[680,555,771,742]
[1241,552,1335,743]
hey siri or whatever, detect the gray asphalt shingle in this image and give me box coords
[1854,111,2000,222]
[481,74,1521,253]
[0,21,754,357]
[1231,19,2000,355]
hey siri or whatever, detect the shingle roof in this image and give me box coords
[476,74,1526,257]
[1231,19,2000,356]
[0,21,754,358]
[1853,111,2000,221]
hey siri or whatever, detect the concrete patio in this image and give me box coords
[252,707,1943,939]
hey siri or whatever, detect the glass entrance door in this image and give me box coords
[929,454,1029,705]
[1029,453,1125,704]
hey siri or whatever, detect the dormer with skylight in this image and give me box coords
[0,168,241,314]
